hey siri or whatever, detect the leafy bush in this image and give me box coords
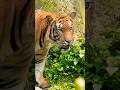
[45,38,85,86]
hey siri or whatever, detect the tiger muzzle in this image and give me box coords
[60,41,72,51]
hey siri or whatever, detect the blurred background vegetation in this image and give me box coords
[85,0,120,90]
[35,0,85,90]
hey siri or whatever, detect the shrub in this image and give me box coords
[45,38,85,83]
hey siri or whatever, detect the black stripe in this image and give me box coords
[39,30,43,47]
[39,17,52,48]
[10,11,19,51]
[49,25,52,40]
[53,26,55,39]
[35,59,44,63]
[39,25,48,47]
[42,24,49,45]
[49,21,56,41]
[0,79,19,88]
[19,0,32,44]
[0,66,14,69]
[35,54,41,55]
[57,16,66,21]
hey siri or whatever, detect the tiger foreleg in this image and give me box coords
[35,59,49,89]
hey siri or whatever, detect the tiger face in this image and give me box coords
[49,16,75,51]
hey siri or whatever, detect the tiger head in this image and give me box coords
[47,12,76,51]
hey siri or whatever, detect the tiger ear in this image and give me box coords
[69,12,77,19]
[46,15,53,25]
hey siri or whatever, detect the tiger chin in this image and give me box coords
[35,10,76,89]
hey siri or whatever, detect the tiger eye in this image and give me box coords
[59,20,62,23]
[70,27,73,31]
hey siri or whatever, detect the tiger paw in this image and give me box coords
[37,78,49,89]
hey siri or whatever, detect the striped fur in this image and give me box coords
[35,10,75,89]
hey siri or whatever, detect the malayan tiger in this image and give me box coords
[35,9,76,89]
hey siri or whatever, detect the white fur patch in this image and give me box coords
[35,63,41,83]
[56,22,63,28]
[68,21,72,26]
[35,86,42,90]
[35,60,46,84]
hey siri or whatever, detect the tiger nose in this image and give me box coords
[65,40,71,43]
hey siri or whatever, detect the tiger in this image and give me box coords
[35,9,76,89]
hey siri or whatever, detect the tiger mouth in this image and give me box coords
[60,44,70,51]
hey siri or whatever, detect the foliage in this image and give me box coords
[35,0,57,12]
[86,24,120,90]
[45,38,85,89]
[85,0,120,89]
